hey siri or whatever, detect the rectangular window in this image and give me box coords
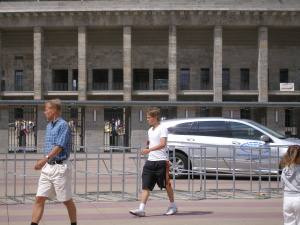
[222,68,230,90]
[153,69,168,90]
[298,69,300,90]
[72,69,78,91]
[229,122,264,140]
[133,69,149,90]
[200,69,210,90]
[240,69,249,90]
[113,69,123,90]
[192,121,227,137]
[240,108,251,120]
[93,69,108,90]
[180,69,190,90]
[15,70,24,91]
[280,69,289,83]
[14,107,24,119]
[1,70,5,91]
[53,69,68,91]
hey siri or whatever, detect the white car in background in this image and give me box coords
[161,117,300,178]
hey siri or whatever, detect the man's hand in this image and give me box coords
[34,158,48,170]
[140,148,151,155]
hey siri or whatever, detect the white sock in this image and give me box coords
[170,202,176,208]
[139,203,146,211]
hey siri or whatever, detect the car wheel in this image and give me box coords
[169,152,189,179]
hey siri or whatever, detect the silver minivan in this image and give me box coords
[161,117,300,177]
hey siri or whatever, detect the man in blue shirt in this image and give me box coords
[31,99,77,225]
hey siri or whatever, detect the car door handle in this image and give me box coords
[232,141,240,145]
[187,138,195,141]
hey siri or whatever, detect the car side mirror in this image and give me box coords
[260,135,270,142]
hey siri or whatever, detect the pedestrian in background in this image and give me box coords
[280,145,300,225]
[31,99,77,225]
[130,107,178,217]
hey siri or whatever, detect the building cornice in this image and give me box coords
[0,10,299,18]
[0,0,299,14]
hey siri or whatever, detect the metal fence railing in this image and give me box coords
[0,145,283,205]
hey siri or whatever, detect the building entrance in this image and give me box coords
[8,105,37,151]
[104,107,130,147]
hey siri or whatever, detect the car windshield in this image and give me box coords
[247,120,286,139]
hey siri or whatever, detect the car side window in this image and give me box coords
[168,122,192,135]
[229,122,264,140]
[189,121,227,137]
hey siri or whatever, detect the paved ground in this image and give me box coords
[0,152,284,225]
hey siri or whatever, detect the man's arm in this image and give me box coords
[141,137,167,155]
[34,145,63,170]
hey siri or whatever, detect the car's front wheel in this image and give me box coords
[168,152,189,179]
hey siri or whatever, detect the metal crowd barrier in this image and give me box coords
[72,146,142,202]
[1,145,283,205]
[166,145,283,200]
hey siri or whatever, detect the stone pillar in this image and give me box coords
[78,26,87,101]
[169,25,177,101]
[33,27,43,100]
[123,26,132,101]
[213,25,222,102]
[258,26,268,102]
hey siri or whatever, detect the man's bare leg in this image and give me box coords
[31,196,47,224]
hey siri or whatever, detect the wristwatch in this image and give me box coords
[46,155,50,160]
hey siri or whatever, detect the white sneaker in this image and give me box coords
[129,208,145,217]
[164,206,178,215]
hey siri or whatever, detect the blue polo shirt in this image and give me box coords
[45,117,72,162]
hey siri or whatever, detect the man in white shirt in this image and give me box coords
[129,108,178,217]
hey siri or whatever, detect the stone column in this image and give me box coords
[258,26,268,102]
[123,26,132,101]
[33,27,43,100]
[169,25,177,101]
[213,25,222,102]
[78,26,87,101]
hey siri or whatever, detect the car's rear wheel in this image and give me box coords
[169,152,189,179]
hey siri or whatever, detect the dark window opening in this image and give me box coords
[113,69,123,90]
[14,56,23,60]
[93,69,108,90]
[15,70,23,91]
[154,69,168,90]
[180,69,190,90]
[133,69,149,90]
[72,70,78,91]
[240,69,250,90]
[200,69,210,90]
[14,108,24,119]
[53,69,68,91]
[1,70,5,91]
[222,68,230,90]
[280,69,289,83]
[241,108,251,120]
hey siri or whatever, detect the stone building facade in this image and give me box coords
[0,0,300,152]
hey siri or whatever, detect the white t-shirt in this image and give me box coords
[147,124,169,161]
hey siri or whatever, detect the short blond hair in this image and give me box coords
[46,98,62,115]
[146,107,160,122]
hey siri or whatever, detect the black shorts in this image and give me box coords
[142,160,171,191]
